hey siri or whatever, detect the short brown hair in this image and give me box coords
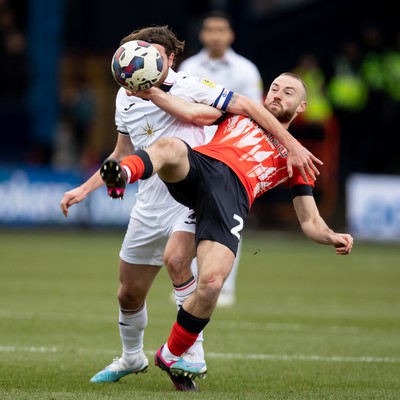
[120,25,185,63]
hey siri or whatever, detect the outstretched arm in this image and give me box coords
[133,87,223,126]
[60,133,134,217]
[226,94,322,181]
[130,88,322,180]
[293,194,353,255]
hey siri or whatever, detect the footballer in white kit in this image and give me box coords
[117,69,232,266]
[61,27,234,391]
[111,70,232,388]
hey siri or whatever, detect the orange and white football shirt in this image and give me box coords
[194,114,315,206]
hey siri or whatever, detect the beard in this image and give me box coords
[267,102,295,124]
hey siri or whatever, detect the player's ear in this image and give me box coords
[168,53,175,68]
[297,100,307,114]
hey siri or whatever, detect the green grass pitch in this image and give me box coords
[0,229,399,399]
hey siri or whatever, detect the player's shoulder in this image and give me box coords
[116,86,127,100]
[171,71,220,94]
[115,87,131,108]
[173,70,200,83]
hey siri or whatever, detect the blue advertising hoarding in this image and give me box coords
[0,165,136,227]
[346,174,400,242]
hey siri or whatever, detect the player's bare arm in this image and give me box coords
[60,133,135,217]
[226,93,323,181]
[292,195,353,255]
[127,87,223,125]
[133,88,322,181]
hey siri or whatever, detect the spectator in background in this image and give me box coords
[179,10,264,141]
[293,53,333,126]
[0,0,28,105]
[327,40,369,179]
[63,74,97,167]
[359,23,395,174]
[381,29,400,174]
[52,76,96,171]
[178,10,264,307]
[0,0,30,163]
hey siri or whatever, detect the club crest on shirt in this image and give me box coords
[200,78,216,88]
[139,117,163,139]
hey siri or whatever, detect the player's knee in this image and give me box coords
[154,137,176,153]
[164,253,193,284]
[117,285,145,309]
[197,272,224,301]
[155,138,186,160]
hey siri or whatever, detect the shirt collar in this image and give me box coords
[198,48,235,65]
[159,68,177,92]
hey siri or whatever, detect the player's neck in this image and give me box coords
[207,49,226,59]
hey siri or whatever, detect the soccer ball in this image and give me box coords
[111,40,163,91]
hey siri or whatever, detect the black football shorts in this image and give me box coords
[163,141,249,255]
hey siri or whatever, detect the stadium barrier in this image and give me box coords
[346,173,400,242]
[0,165,136,227]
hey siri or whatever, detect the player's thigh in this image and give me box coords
[120,206,168,266]
[164,230,196,266]
[163,206,197,282]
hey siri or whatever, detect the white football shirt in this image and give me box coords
[115,68,232,208]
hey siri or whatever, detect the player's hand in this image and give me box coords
[125,86,158,100]
[60,188,86,217]
[332,233,354,255]
[286,144,323,181]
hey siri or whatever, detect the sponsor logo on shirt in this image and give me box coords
[200,78,216,88]
[123,103,136,111]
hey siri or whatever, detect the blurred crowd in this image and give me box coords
[0,0,27,106]
[0,0,30,163]
[291,23,400,181]
[1,2,399,181]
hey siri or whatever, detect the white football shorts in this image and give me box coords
[119,201,196,266]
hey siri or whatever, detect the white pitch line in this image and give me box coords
[1,345,399,364]
[0,346,57,353]
[207,352,400,364]
[0,309,362,334]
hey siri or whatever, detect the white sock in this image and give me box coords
[187,331,204,359]
[173,275,197,308]
[122,165,131,182]
[173,274,205,361]
[119,303,147,365]
[161,343,180,363]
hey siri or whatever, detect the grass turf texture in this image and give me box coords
[0,229,399,399]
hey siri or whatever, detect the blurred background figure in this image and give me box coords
[179,10,264,142]
[382,29,400,174]
[52,73,97,171]
[0,0,29,164]
[178,10,264,307]
[293,53,333,126]
[286,53,340,224]
[327,40,369,181]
